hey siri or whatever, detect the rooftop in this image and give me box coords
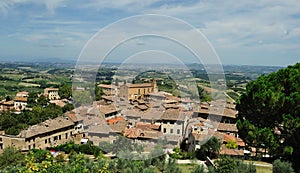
[217,123,238,132]
[13,96,28,102]
[125,83,153,88]
[18,116,74,138]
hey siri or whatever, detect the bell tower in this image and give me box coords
[152,78,158,93]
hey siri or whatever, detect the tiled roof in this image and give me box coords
[98,84,117,89]
[86,123,110,134]
[106,116,125,125]
[136,122,161,130]
[124,128,142,139]
[13,96,28,102]
[223,134,245,147]
[217,123,238,132]
[99,104,118,115]
[125,83,153,88]
[220,149,244,156]
[18,116,74,138]
[109,121,127,133]
[82,115,104,127]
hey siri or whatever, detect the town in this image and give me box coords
[0,62,295,173]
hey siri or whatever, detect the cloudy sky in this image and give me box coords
[0,0,300,66]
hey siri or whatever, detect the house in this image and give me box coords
[16,91,29,98]
[119,79,158,100]
[99,104,120,118]
[0,100,14,112]
[217,123,239,137]
[0,116,75,151]
[13,96,27,111]
[98,84,119,96]
[159,109,190,137]
[44,88,60,100]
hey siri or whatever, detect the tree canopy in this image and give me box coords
[236,63,300,170]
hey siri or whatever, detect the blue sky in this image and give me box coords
[0,0,300,66]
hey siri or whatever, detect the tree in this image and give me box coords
[196,137,221,160]
[62,102,74,113]
[27,92,39,107]
[236,63,300,170]
[273,159,295,173]
[225,140,238,149]
[95,84,104,101]
[59,83,72,99]
[214,157,256,173]
[0,147,25,169]
[36,95,48,107]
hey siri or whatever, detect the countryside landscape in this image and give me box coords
[1,0,300,173]
[0,61,298,173]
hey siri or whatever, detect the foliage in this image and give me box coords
[236,63,300,170]
[48,141,102,157]
[192,164,206,173]
[214,157,256,173]
[0,147,25,169]
[62,102,74,113]
[225,140,238,149]
[58,83,72,99]
[95,84,104,101]
[170,147,195,159]
[0,103,63,135]
[27,92,39,107]
[272,159,295,173]
[196,137,221,160]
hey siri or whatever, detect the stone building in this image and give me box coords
[0,116,75,151]
[119,79,158,100]
[44,88,60,100]
[13,96,27,111]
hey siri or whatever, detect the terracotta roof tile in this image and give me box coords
[217,123,238,132]
[18,116,74,138]
[220,149,244,156]
[106,116,125,125]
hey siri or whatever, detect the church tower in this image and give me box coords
[152,78,158,93]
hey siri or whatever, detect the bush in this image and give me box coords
[273,159,295,173]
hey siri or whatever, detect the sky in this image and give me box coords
[0,0,300,66]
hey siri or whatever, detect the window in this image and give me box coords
[45,139,47,144]
[177,129,180,134]
[170,129,173,134]
[83,134,86,138]
[28,145,31,150]
[65,133,68,139]
[48,138,51,143]
[33,144,35,148]
[54,136,58,141]
[163,128,166,133]
[59,135,61,140]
